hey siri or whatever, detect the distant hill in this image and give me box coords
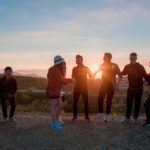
[0,74,47,90]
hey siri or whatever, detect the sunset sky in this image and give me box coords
[0,0,150,77]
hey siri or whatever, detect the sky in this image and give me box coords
[0,0,150,77]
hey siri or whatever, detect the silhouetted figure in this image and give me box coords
[122,52,149,124]
[47,55,72,131]
[96,53,122,122]
[0,67,17,122]
[72,55,92,121]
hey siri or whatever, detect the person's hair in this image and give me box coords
[130,52,137,57]
[4,66,13,72]
[76,55,83,60]
[55,62,66,76]
[104,53,112,60]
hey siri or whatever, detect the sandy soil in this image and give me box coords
[0,112,150,150]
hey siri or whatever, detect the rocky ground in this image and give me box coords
[0,112,150,150]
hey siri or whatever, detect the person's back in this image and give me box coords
[47,66,63,92]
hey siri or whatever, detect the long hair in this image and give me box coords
[56,61,66,77]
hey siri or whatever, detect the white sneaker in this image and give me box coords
[1,117,8,123]
[59,116,65,125]
[95,113,105,120]
[9,117,16,122]
[104,115,110,122]
[134,118,138,124]
[122,117,130,123]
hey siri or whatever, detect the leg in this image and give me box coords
[73,90,80,117]
[106,88,115,115]
[0,97,8,118]
[133,89,143,119]
[9,97,16,118]
[126,89,134,119]
[50,99,59,123]
[98,87,106,113]
[144,97,150,122]
[82,91,89,117]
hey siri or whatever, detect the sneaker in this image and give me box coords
[1,117,8,123]
[95,113,105,120]
[134,118,138,124]
[122,117,130,123]
[9,117,16,122]
[59,116,65,125]
[143,121,150,127]
[85,116,90,121]
[72,116,77,121]
[104,115,110,122]
[51,122,62,131]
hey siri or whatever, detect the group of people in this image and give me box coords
[0,52,150,132]
[47,52,150,131]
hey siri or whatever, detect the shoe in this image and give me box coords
[85,116,90,121]
[143,121,150,127]
[95,113,105,120]
[9,117,17,122]
[122,117,130,123]
[104,115,110,122]
[51,122,62,131]
[59,116,65,125]
[134,118,138,124]
[72,116,77,121]
[1,117,8,123]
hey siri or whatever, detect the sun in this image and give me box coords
[88,64,102,79]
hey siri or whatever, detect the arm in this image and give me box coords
[141,65,149,82]
[121,65,127,76]
[116,65,123,91]
[10,79,18,97]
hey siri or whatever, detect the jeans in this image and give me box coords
[73,89,89,117]
[126,88,143,119]
[0,96,16,118]
[98,85,115,115]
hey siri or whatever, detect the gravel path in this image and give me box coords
[0,112,150,150]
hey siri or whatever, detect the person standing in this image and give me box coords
[47,55,72,131]
[122,52,149,124]
[72,55,92,121]
[0,67,17,122]
[96,53,122,122]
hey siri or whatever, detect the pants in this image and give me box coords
[73,89,89,117]
[144,95,150,122]
[0,96,16,118]
[98,85,115,115]
[126,88,143,119]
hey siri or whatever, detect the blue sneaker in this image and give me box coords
[51,122,62,131]
[143,121,150,127]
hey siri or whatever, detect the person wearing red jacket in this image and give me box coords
[47,55,72,131]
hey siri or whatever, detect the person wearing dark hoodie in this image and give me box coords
[0,67,17,122]
[122,52,149,124]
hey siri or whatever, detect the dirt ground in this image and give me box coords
[0,112,150,150]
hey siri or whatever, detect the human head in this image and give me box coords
[129,52,137,64]
[103,53,112,63]
[54,55,64,66]
[4,66,13,77]
[76,55,83,65]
